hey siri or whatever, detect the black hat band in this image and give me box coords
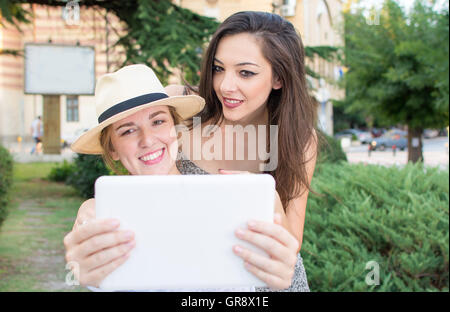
[98,93,168,123]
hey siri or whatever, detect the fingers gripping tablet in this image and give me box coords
[94,174,275,291]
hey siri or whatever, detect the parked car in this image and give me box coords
[423,129,439,139]
[370,129,407,151]
[335,129,373,144]
[370,128,385,138]
[358,131,373,144]
[438,127,448,137]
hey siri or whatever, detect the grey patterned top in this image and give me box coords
[176,154,310,292]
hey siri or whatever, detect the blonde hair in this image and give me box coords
[99,106,182,174]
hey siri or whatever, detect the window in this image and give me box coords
[66,96,79,122]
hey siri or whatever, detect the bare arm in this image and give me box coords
[274,191,291,234]
[220,170,298,289]
[64,198,136,287]
[284,132,318,252]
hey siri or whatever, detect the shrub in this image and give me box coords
[317,130,347,164]
[0,145,13,228]
[47,160,76,182]
[66,154,111,198]
[302,162,449,291]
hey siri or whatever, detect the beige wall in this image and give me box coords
[174,0,276,21]
[301,0,345,135]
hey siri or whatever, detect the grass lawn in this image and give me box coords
[0,162,88,291]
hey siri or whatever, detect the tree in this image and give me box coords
[0,0,30,56]
[0,0,30,28]
[1,0,218,84]
[340,0,449,163]
[1,0,338,85]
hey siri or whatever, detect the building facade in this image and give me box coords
[176,0,345,135]
[0,0,343,152]
[0,3,126,150]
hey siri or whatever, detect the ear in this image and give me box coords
[110,145,120,161]
[111,150,120,161]
[272,77,282,90]
[113,154,121,162]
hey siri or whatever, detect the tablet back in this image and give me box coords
[95,174,275,291]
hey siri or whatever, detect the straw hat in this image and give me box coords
[71,64,204,154]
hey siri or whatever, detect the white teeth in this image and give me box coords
[225,99,241,104]
[141,149,163,161]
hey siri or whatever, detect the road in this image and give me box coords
[345,137,448,168]
[346,137,448,153]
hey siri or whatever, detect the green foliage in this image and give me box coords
[0,145,13,228]
[112,1,338,85]
[305,46,339,81]
[339,0,449,130]
[47,160,75,183]
[4,0,338,85]
[114,0,219,85]
[66,154,110,198]
[3,0,218,83]
[0,0,31,56]
[303,162,449,291]
[317,131,348,164]
[0,0,32,29]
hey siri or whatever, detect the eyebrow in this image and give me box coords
[149,110,167,119]
[114,110,168,131]
[213,58,260,67]
[115,122,134,131]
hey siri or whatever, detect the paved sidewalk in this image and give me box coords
[346,150,448,169]
[4,142,76,163]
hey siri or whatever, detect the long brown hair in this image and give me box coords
[195,11,318,209]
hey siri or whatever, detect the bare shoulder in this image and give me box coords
[310,128,318,147]
[305,129,318,161]
[164,84,187,96]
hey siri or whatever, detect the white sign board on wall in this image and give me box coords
[24,44,95,95]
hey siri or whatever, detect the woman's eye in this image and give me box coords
[121,129,135,136]
[212,65,223,73]
[240,70,256,78]
[153,119,165,126]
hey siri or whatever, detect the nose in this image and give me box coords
[139,127,157,148]
[219,71,238,94]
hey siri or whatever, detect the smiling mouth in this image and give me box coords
[139,148,165,164]
[223,97,243,108]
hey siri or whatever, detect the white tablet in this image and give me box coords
[94,174,275,291]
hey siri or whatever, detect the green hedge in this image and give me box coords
[317,131,347,164]
[303,162,449,291]
[48,154,129,198]
[64,154,111,198]
[47,160,76,182]
[0,145,13,228]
